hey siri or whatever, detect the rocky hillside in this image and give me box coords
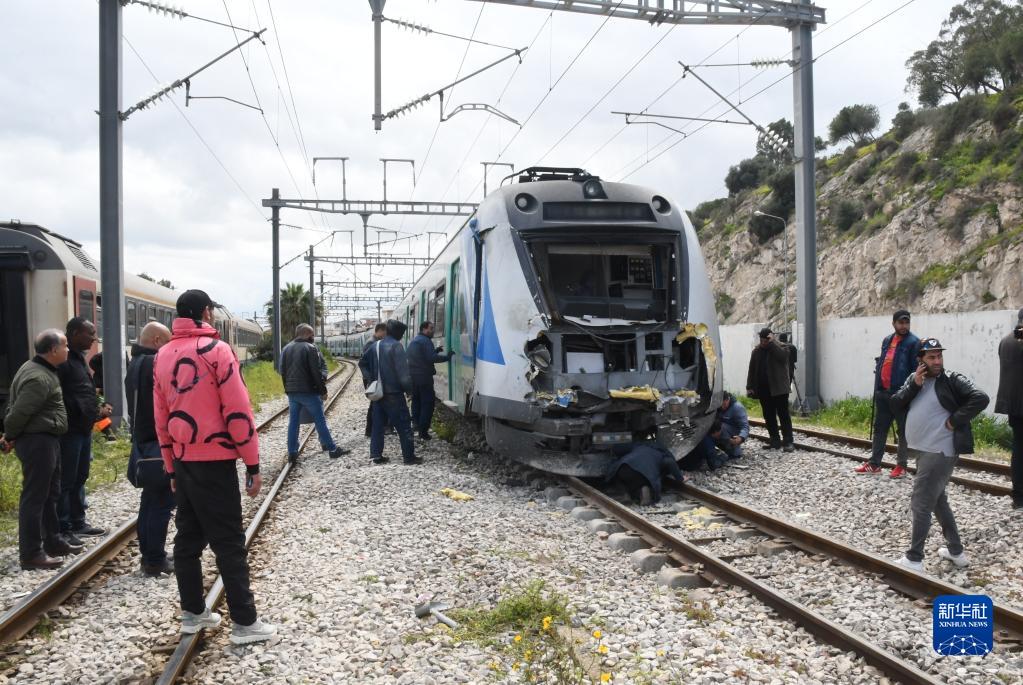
[692,93,1023,326]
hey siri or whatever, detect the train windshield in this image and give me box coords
[532,241,672,322]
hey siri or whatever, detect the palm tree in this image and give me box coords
[265,283,323,339]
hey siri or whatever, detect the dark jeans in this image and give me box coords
[286,393,336,454]
[173,460,257,626]
[58,431,91,532]
[410,381,436,436]
[1010,415,1022,507]
[15,434,62,561]
[758,394,793,446]
[681,435,730,471]
[616,464,649,502]
[906,449,962,562]
[138,483,175,567]
[370,394,415,461]
[871,390,908,467]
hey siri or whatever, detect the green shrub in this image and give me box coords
[989,98,1018,133]
[242,361,284,411]
[933,94,990,154]
[876,137,899,156]
[832,200,863,232]
[892,151,920,180]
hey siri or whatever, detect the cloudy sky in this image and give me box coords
[2,0,960,324]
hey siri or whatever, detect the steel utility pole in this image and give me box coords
[369,0,386,130]
[99,0,126,425]
[308,244,316,328]
[319,270,325,344]
[271,188,282,368]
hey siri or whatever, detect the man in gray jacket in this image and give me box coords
[890,338,989,571]
[1,330,82,570]
[996,308,1023,510]
[279,324,347,465]
[746,328,793,451]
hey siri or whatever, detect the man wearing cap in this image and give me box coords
[152,289,276,644]
[856,309,920,477]
[995,308,1023,510]
[890,338,988,571]
[746,327,794,451]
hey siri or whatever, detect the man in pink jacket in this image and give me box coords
[153,290,275,644]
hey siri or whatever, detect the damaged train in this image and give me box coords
[329,167,722,476]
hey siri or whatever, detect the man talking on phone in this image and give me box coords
[890,338,988,572]
[153,290,276,644]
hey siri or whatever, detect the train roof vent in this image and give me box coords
[66,244,98,272]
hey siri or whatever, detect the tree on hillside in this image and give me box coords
[724,155,774,196]
[265,283,322,338]
[828,104,880,146]
[157,279,174,289]
[138,272,154,282]
[906,0,1023,106]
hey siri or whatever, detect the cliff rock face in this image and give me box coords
[700,117,1023,326]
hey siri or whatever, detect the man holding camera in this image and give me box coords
[996,308,1023,510]
[406,320,451,441]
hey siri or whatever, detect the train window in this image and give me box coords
[163,309,173,326]
[431,285,445,336]
[539,243,669,322]
[126,300,137,341]
[451,264,466,335]
[78,290,95,323]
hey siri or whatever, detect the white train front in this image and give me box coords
[331,167,723,476]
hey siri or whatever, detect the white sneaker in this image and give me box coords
[895,555,924,572]
[938,547,969,568]
[181,608,221,634]
[230,618,277,645]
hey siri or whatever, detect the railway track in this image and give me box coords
[562,476,1023,685]
[155,359,359,684]
[0,364,350,647]
[747,418,1013,497]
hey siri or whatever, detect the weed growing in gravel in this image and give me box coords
[451,580,613,683]
[242,361,284,412]
[679,594,714,623]
[359,574,380,584]
[431,414,457,442]
[33,616,54,641]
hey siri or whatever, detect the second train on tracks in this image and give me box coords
[328,167,722,475]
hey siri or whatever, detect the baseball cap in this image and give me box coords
[917,337,946,356]
[893,309,911,322]
[758,327,772,338]
[176,289,219,319]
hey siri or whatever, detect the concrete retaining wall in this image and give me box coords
[719,310,1018,413]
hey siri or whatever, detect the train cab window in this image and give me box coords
[78,290,95,323]
[162,309,172,326]
[126,301,137,341]
[537,243,668,322]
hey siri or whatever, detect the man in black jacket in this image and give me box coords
[125,322,175,576]
[746,328,794,451]
[57,317,109,541]
[996,308,1023,510]
[361,323,388,437]
[406,321,451,441]
[605,442,686,505]
[890,338,989,571]
[361,320,417,465]
[279,324,347,465]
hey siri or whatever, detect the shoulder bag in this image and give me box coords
[364,341,384,401]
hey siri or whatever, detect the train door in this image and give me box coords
[447,260,467,409]
[0,256,31,426]
[74,277,100,356]
[429,282,448,400]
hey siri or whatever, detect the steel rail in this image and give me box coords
[0,367,345,646]
[155,361,358,685]
[747,433,1013,498]
[748,418,1011,477]
[677,482,1023,638]
[564,477,941,685]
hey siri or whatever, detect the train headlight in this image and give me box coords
[582,179,606,199]
[514,193,538,213]
[652,195,671,214]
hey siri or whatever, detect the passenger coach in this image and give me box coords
[334,167,723,475]
[0,221,262,422]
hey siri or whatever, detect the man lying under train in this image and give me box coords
[605,441,687,506]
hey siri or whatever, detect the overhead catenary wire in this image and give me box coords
[618,0,917,181]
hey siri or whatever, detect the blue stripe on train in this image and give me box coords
[476,270,505,365]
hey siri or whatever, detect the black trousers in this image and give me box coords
[410,381,436,436]
[759,394,793,446]
[173,460,257,626]
[15,433,62,561]
[1010,414,1022,507]
[617,465,650,502]
[138,482,175,567]
[871,390,908,467]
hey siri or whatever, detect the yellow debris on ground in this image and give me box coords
[609,386,661,402]
[676,506,716,529]
[440,487,475,502]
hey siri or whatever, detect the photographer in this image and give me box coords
[996,308,1023,510]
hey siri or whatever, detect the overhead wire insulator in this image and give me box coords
[749,58,793,69]
[127,0,187,19]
